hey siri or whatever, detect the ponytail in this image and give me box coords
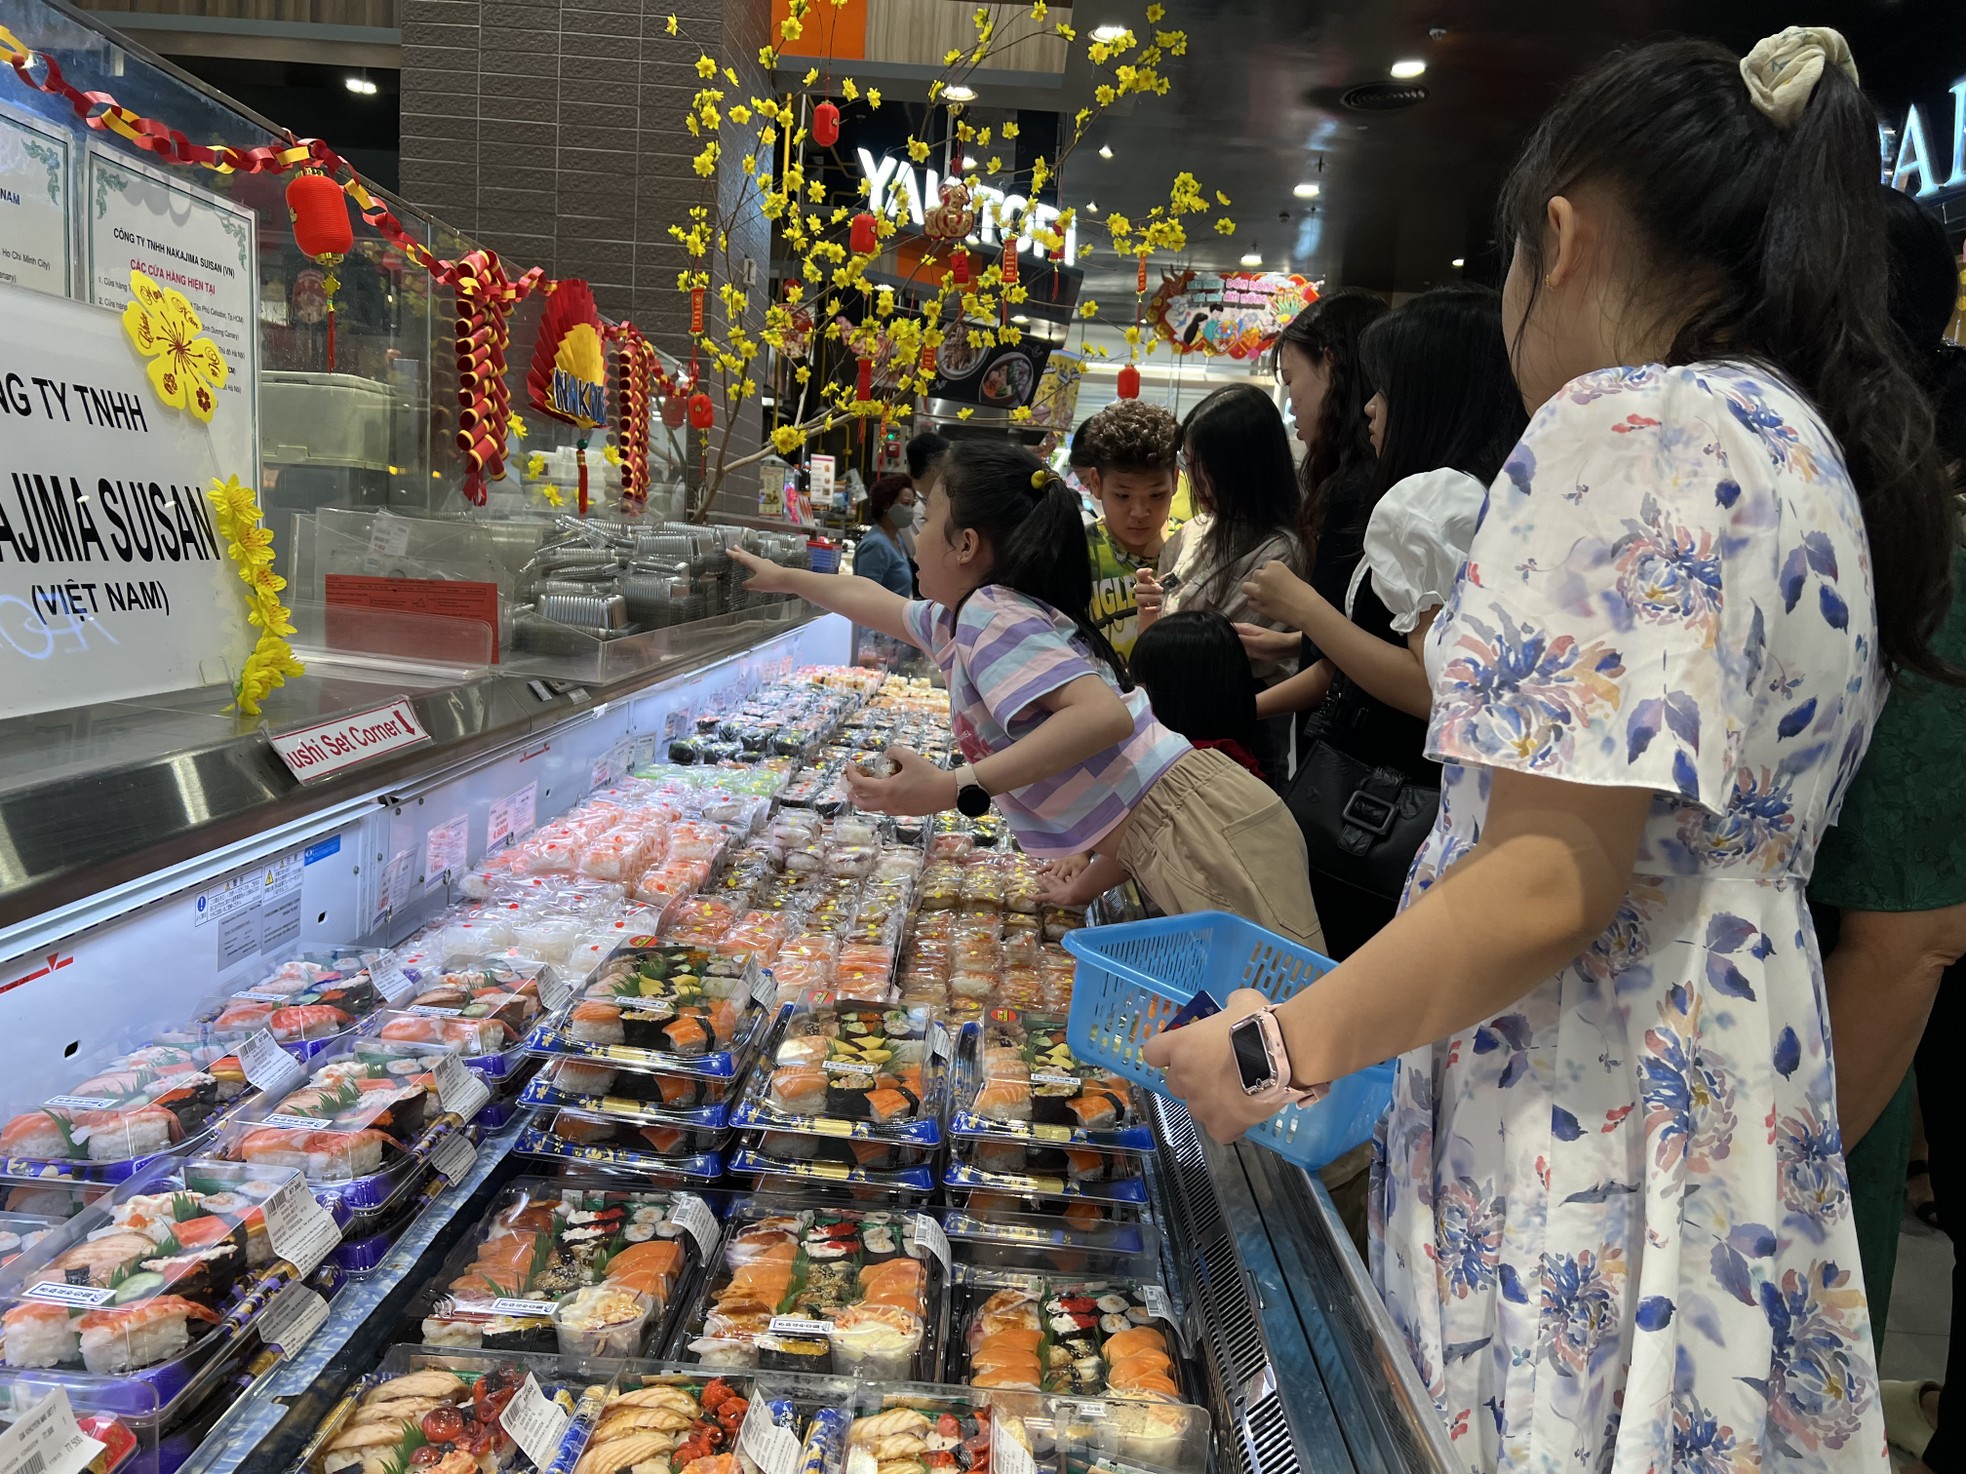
[1499,36,1960,681]
[936,439,1134,688]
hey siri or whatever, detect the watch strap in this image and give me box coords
[1251,1006,1326,1108]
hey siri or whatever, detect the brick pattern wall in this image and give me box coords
[400,0,768,510]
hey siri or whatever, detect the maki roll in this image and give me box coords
[479,1313,557,1352]
[824,1073,876,1120]
[1031,1081,1078,1126]
[755,1331,833,1374]
[617,1005,680,1050]
[861,1221,901,1261]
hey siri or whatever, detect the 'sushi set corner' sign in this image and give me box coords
[0,283,251,718]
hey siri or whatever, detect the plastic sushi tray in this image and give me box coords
[295,1346,610,1474]
[1,1037,265,1185]
[840,1385,1045,1474]
[530,940,780,1079]
[950,1015,1153,1152]
[367,960,556,1080]
[937,1211,1149,1261]
[0,1376,153,1474]
[948,1269,1188,1402]
[520,1057,736,1131]
[731,1000,950,1146]
[328,1170,448,1277]
[0,1158,325,1429]
[556,1366,854,1474]
[514,1109,729,1184]
[670,1202,949,1382]
[944,1143,1149,1206]
[412,1180,719,1357]
[726,1148,939,1198]
[187,948,395,1063]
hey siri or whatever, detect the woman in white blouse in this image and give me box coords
[1246,287,1527,957]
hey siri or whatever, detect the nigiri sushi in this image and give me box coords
[268,1004,353,1042]
[3,1303,80,1367]
[76,1296,221,1373]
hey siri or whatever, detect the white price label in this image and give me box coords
[264,1113,333,1130]
[368,512,412,560]
[994,1430,1036,1474]
[671,1194,719,1256]
[750,971,778,1008]
[374,850,415,923]
[261,1176,340,1277]
[238,1029,304,1094]
[43,1095,115,1110]
[0,1386,106,1474]
[425,816,469,880]
[24,1282,114,1307]
[931,1022,952,1061]
[499,1374,571,1470]
[433,1054,491,1121]
[259,1284,329,1357]
[904,1214,951,1271]
[431,1131,477,1184]
[371,956,416,1003]
[590,756,613,791]
[739,1398,804,1474]
[537,970,573,1013]
[1031,1071,1082,1087]
[766,1316,834,1338]
[237,990,294,1003]
[1142,1284,1175,1326]
[487,782,539,850]
[489,1298,561,1318]
[822,1059,877,1076]
[409,1005,461,1017]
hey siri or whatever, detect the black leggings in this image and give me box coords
[1917,959,1963,1471]
[1308,874,1401,962]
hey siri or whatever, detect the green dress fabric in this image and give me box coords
[1846,1076,1916,1355]
[1810,545,1966,911]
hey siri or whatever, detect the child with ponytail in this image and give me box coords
[732,439,1322,949]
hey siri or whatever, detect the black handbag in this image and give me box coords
[1284,739,1439,903]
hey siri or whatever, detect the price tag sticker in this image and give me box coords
[489,1298,561,1318]
[904,1214,951,1271]
[239,1029,304,1094]
[44,1095,116,1111]
[499,1374,571,1470]
[432,1054,491,1121]
[1031,1071,1082,1087]
[259,1285,330,1357]
[739,1397,804,1474]
[750,971,779,1009]
[409,1004,461,1017]
[1142,1284,1176,1326]
[671,1194,719,1256]
[24,1282,114,1308]
[537,970,573,1013]
[264,1113,333,1130]
[368,512,412,560]
[236,990,294,1003]
[0,1386,106,1474]
[431,1131,477,1184]
[261,1177,340,1277]
[993,1430,1036,1474]
[766,1316,834,1338]
[822,1059,877,1076]
[930,1022,952,1061]
[371,956,416,1003]
[1030,1123,1072,1144]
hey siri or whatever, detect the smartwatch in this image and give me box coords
[1228,1005,1326,1108]
[951,764,992,819]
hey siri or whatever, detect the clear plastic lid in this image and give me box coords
[681,1203,946,1381]
[0,1373,156,1467]
[541,940,777,1078]
[946,1140,1150,1207]
[417,1179,714,1355]
[954,1013,1149,1149]
[842,1384,1044,1474]
[521,1056,737,1129]
[952,1269,1188,1403]
[198,948,386,1047]
[1053,1397,1213,1474]
[563,1368,854,1474]
[0,1040,257,1178]
[514,1109,729,1182]
[727,1146,939,1198]
[734,1001,948,1145]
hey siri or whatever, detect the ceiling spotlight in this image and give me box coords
[344,74,377,95]
[1091,23,1128,41]
[943,83,977,102]
[1389,58,1427,79]
[1099,144,1114,159]
[1239,252,1262,267]
[1450,257,1465,268]
[1291,182,1319,199]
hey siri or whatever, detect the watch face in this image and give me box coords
[957,784,991,818]
[1230,1015,1278,1094]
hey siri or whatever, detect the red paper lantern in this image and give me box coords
[850,212,878,256]
[1001,243,1019,287]
[812,100,841,148]
[1117,364,1141,399]
[856,358,873,400]
[951,248,971,285]
[688,392,715,430]
[661,394,688,429]
[286,171,352,259]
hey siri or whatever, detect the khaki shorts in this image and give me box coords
[1116,747,1325,952]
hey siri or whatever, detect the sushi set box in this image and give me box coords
[1,1038,260,1185]
[943,1144,1148,1208]
[674,1205,948,1382]
[951,1017,1151,1151]
[190,949,398,1061]
[732,1002,950,1145]
[724,1146,938,1199]
[372,960,559,1079]
[530,942,778,1079]
[520,1057,739,1130]
[217,1030,491,1224]
[558,1367,853,1474]
[0,1375,155,1474]
[948,1273,1187,1402]
[840,1386,1043,1474]
[413,1181,718,1356]
[296,1346,608,1474]
[0,1158,334,1435]
[514,1109,730,1184]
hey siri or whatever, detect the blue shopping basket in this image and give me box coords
[1063,911,1396,1171]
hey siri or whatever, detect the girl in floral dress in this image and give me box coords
[1147,28,1963,1473]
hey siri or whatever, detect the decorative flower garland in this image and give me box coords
[207,476,304,716]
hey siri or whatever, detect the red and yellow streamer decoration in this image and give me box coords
[609,324,656,510]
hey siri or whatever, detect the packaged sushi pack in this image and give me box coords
[0,1040,255,1183]
[725,1144,939,1201]
[0,1378,152,1474]
[954,1015,1147,1147]
[515,1110,729,1183]
[521,1056,738,1129]
[0,1211,61,1273]
[195,948,392,1057]
[678,1205,945,1382]
[944,1191,1142,1236]
[952,1274,1185,1402]
[418,1181,715,1355]
[304,1347,605,1474]
[944,1143,1147,1209]
[1050,1399,1213,1474]
[733,1001,948,1146]
[0,1158,316,1410]
[561,1368,853,1474]
[841,1387,1041,1474]
[537,941,775,1078]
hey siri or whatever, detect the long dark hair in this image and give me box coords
[1883,186,1966,474]
[935,439,1133,688]
[1129,610,1259,749]
[1179,384,1301,609]
[1499,37,1958,679]
[1276,288,1388,549]
[1360,286,1526,496]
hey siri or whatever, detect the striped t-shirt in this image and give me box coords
[903,585,1190,858]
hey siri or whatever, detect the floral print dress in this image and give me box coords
[1371,363,1888,1473]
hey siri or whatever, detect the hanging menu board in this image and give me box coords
[0,99,71,298]
[0,284,253,717]
[84,144,259,486]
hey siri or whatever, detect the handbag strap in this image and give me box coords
[1338,767,1408,855]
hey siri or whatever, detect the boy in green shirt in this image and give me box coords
[1072,401,1181,662]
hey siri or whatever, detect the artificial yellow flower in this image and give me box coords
[665,13,677,32]
[122,270,227,422]
[1146,2,1163,18]
[866,88,881,108]
[507,411,528,439]
[527,452,547,478]
[694,53,717,78]
[603,445,623,466]
[771,424,807,454]
[1078,299,1099,319]
[208,474,258,530]
[907,137,931,163]
[841,78,859,100]
[957,407,975,419]
[1213,217,1236,235]
[537,483,566,508]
